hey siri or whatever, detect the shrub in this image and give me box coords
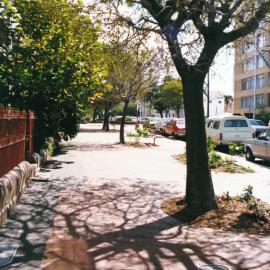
[240,185,253,202]
[229,144,245,156]
[207,137,216,152]
[127,127,150,142]
[240,185,270,222]
[209,150,223,168]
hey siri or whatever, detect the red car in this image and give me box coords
[162,118,186,138]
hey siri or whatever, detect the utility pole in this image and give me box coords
[203,72,210,118]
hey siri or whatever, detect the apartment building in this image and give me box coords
[234,24,270,118]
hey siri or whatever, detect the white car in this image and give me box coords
[206,115,253,145]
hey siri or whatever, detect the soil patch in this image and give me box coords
[120,142,157,148]
[161,196,270,235]
[173,154,254,173]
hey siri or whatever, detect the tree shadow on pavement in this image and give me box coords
[61,143,119,152]
[1,177,269,270]
[79,128,119,134]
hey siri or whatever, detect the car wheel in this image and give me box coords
[245,148,255,162]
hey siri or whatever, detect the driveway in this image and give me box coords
[0,123,269,270]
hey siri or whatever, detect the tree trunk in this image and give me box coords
[119,99,129,144]
[102,103,110,131]
[92,107,96,123]
[182,72,217,215]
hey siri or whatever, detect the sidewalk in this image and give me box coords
[1,123,270,270]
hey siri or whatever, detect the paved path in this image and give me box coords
[1,123,270,270]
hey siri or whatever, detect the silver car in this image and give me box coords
[248,119,267,137]
[245,128,270,161]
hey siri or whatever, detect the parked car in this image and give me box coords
[248,119,267,137]
[162,118,186,138]
[205,115,253,145]
[245,127,270,161]
[147,117,161,128]
[154,118,170,133]
[138,117,149,124]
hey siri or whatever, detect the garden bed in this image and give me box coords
[161,195,270,235]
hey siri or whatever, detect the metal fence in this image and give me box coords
[0,107,35,177]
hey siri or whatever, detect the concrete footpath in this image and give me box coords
[0,123,269,270]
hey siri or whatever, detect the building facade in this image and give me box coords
[234,25,270,118]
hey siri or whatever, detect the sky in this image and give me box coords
[209,47,234,97]
[83,0,235,98]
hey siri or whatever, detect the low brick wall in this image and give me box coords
[0,161,37,226]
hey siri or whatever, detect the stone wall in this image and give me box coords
[0,161,37,226]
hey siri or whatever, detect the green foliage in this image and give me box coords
[209,150,223,168]
[111,102,137,116]
[229,144,245,156]
[0,0,22,104]
[207,137,216,152]
[145,76,183,117]
[4,0,104,148]
[240,185,253,202]
[207,138,223,168]
[240,185,270,222]
[127,127,150,139]
[255,109,270,125]
[41,138,55,156]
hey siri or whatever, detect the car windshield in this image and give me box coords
[250,119,266,126]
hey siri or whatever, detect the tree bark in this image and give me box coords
[102,103,110,131]
[92,107,96,123]
[182,71,217,215]
[119,99,129,144]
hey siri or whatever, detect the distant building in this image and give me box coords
[204,90,225,117]
[234,24,270,118]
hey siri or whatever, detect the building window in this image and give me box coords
[241,41,255,54]
[242,58,254,72]
[241,96,254,109]
[256,94,264,107]
[256,55,265,68]
[256,74,264,89]
[268,72,270,87]
[256,34,265,48]
[242,77,254,90]
[241,95,265,109]
[241,34,265,54]
[268,93,270,107]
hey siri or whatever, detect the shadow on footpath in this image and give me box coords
[3,177,265,270]
[79,128,119,134]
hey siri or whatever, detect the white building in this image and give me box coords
[204,90,225,117]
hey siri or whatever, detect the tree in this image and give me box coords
[144,77,183,117]
[106,44,158,143]
[161,77,183,117]
[224,95,234,112]
[0,0,22,104]
[10,0,103,148]
[103,0,270,214]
